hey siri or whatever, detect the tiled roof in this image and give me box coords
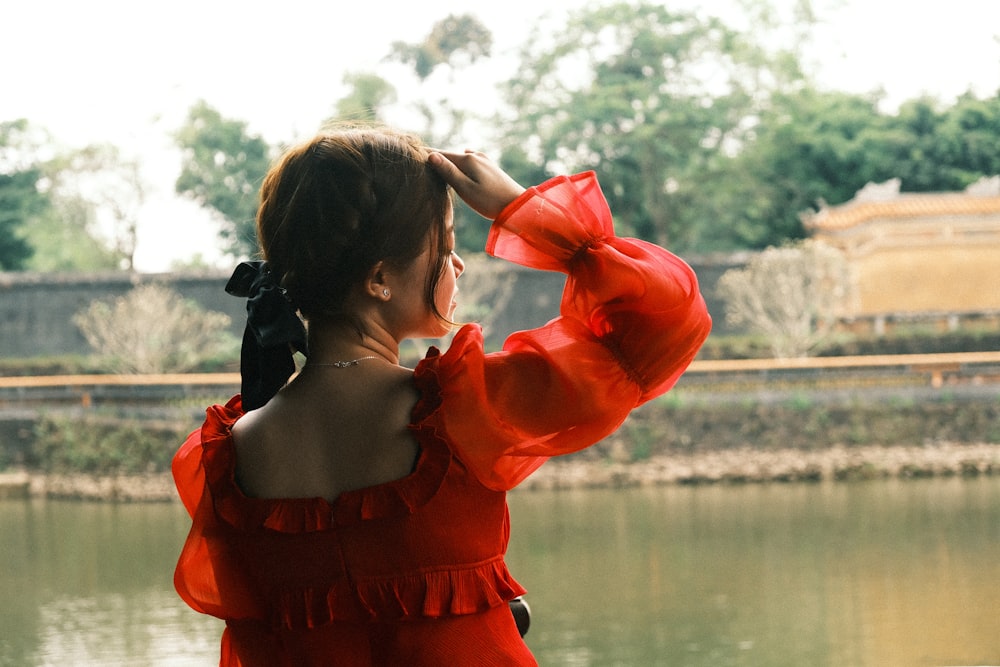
[805,193,1000,231]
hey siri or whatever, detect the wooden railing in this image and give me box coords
[1,351,999,407]
[686,350,1000,373]
[0,373,241,409]
[0,372,241,388]
[681,350,1000,390]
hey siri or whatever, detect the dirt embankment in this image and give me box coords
[520,442,1000,491]
[2,441,998,502]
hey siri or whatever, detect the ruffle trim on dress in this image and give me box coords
[272,556,526,628]
[197,382,453,533]
[411,347,443,418]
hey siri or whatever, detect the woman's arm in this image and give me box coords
[428,152,711,490]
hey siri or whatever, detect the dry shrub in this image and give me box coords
[73,283,237,373]
[716,240,849,358]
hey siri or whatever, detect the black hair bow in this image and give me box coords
[226,261,308,410]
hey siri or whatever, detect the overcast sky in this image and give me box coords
[3,0,998,271]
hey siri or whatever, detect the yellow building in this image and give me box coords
[803,176,1000,327]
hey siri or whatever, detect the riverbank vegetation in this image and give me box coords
[2,326,999,501]
[1,381,996,501]
[29,414,185,475]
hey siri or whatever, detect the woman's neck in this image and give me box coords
[305,319,400,366]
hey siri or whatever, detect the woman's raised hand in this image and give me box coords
[428,150,526,220]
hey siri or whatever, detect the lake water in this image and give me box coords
[1,477,997,666]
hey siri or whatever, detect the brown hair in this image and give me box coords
[255,127,452,328]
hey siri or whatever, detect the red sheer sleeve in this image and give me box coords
[429,172,712,490]
[172,398,261,621]
[174,428,206,519]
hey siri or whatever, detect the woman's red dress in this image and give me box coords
[173,172,712,665]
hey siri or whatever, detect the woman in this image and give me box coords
[173,127,711,666]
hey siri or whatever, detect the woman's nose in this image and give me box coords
[452,252,465,277]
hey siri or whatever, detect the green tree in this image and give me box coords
[329,72,397,123]
[940,91,1000,180]
[497,2,803,250]
[0,119,48,270]
[386,13,496,252]
[22,196,123,272]
[32,143,143,271]
[694,88,891,249]
[175,100,273,258]
[873,92,1000,193]
[0,170,42,270]
[72,145,144,271]
[389,13,492,81]
[3,125,136,272]
[688,88,1000,250]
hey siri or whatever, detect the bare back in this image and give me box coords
[231,363,421,502]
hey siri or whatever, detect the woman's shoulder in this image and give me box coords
[230,363,423,501]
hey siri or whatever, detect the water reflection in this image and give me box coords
[0,500,221,666]
[507,479,1000,667]
[1,478,997,666]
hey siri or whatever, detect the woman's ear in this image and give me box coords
[364,261,392,301]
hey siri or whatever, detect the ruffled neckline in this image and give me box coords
[198,352,451,533]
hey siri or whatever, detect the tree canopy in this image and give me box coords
[330,73,397,124]
[711,90,1000,248]
[497,2,805,250]
[0,120,47,270]
[174,100,273,258]
[495,2,1000,252]
[10,2,1000,274]
[389,13,493,81]
[383,13,497,251]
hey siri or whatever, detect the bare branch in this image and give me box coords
[717,239,849,358]
[73,284,238,373]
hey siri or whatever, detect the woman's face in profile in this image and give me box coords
[390,205,464,339]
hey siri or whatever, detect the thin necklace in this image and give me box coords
[307,355,382,368]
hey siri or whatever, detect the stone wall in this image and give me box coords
[0,271,246,359]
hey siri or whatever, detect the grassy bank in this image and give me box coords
[613,392,1000,457]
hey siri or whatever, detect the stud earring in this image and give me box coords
[383,289,390,297]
